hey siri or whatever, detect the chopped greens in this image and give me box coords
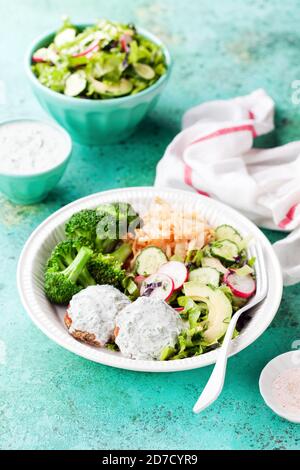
[32,19,167,99]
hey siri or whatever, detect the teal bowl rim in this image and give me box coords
[25,24,172,107]
[0,118,72,178]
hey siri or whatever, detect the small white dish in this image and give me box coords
[17,187,283,372]
[259,351,300,423]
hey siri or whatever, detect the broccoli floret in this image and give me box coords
[65,203,141,254]
[96,202,141,236]
[88,242,133,289]
[46,240,77,270]
[65,209,100,246]
[95,202,141,252]
[45,244,95,304]
[46,238,96,286]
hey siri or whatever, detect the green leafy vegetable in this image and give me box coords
[88,243,133,290]
[185,249,204,269]
[44,243,95,304]
[65,203,140,253]
[32,19,167,99]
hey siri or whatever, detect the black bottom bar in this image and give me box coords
[0,450,298,465]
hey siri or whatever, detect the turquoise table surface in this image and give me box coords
[0,0,300,450]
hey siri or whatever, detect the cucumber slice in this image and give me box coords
[134,63,155,80]
[201,257,228,275]
[215,224,243,245]
[65,72,87,97]
[189,267,220,287]
[135,246,167,276]
[54,28,77,48]
[90,78,133,97]
[210,240,239,263]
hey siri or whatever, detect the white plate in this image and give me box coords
[17,187,283,372]
[259,351,300,423]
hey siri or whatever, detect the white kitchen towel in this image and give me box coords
[155,89,300,285]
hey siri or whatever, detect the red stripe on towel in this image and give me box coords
[184,121,257,196]
[279,204,299,229]
[190,124,257,146]
[184,165,210,197]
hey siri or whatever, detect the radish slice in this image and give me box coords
[72,40,99,58]
[134,275,145,285]
[33,48,49,63]
[174,307,184,312]
[120,34,132,52]
[33,47,59,63]
[134,275,145,290]
[158,261,188,290]
[225,272,256,299]
[140,273,174,302]
[120,36,129,52]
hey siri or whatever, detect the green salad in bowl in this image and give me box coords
[32,18,168,99]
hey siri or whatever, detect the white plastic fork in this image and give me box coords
[193,242,268,414]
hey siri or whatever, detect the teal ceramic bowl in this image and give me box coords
[0,118,72,205]
[25,25,172,146]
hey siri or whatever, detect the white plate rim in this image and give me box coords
[17,187,283,372]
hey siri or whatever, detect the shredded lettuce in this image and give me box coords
[237,235,253,252]
[185,249,204,269]
[122,275,139,301]
[219,284,233,302]
[232,264,254,276]
[160,345,176,361]
[32,63,70,92]
[248,256,256,267]
[32,19,167,99]
[162,296,213,360]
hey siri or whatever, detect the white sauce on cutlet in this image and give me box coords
[68,285,130,346]
[115,297,184,360]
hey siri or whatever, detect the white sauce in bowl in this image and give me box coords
[0,120,70,175]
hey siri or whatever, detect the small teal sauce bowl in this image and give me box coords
[25,25,172,146]
[0,118,72,205]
